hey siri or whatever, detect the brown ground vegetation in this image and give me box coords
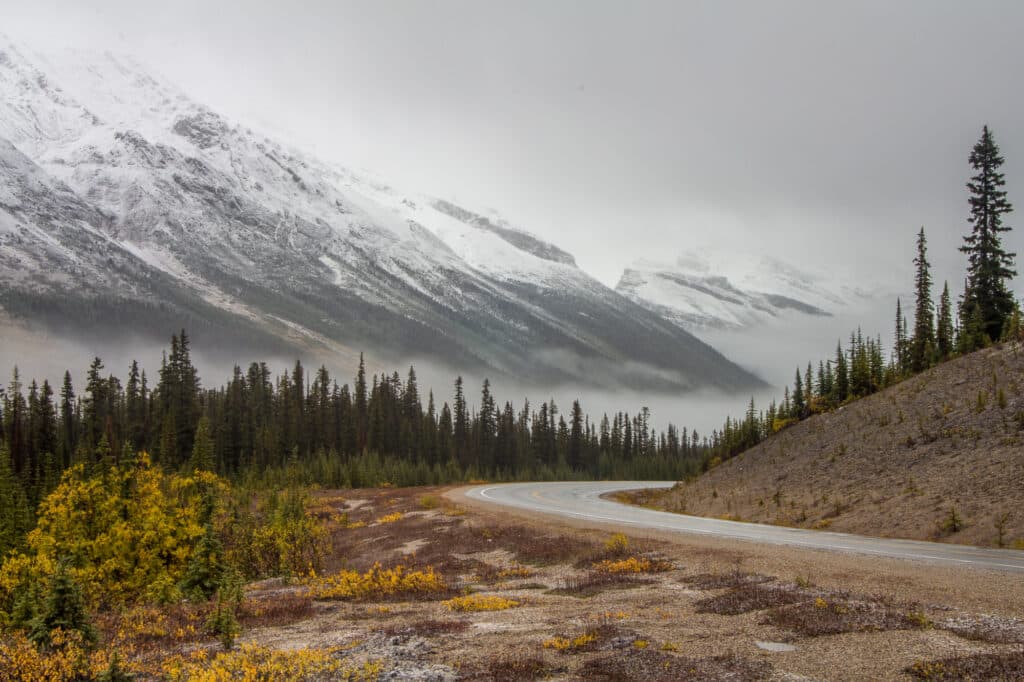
[645,343,1024,547]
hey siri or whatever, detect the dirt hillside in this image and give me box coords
[648,343,1024,547]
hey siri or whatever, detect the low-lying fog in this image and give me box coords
[1,296,897,438]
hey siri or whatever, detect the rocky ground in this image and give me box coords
[223,485,1024,681]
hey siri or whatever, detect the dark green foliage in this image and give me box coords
[28,560,96,649]
[0,443,32,557]
[936,282,954,360]
[98,653,134,682]
[910,228,935,373]
[205,569,243,650]
[960,125,1016,344]
[180,524,225,601]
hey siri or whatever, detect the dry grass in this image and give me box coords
[646,343,1024,547]
[578,649,772,681]
[681,570,775,590]
[238,593,314,628]
[464,655,551,681]
[548,571,651,598]
[376,619,470,638]
[694,582,811,615]
[907,651,1024,680]
[766,597,932,637]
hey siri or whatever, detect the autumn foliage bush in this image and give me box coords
[306,563,446,600]
[0,455,228,609]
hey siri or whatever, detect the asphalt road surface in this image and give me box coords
[462,481,1024,574]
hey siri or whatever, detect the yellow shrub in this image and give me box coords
[161,643,381,681]
[593,557,672,574]
[604,533,629,555]
[542,632,597,652]
[376,512,403,525]
[633,639,649,649]
[0,455,230,607]
[306,564,445,600]
[0,629,133,682]
[442,594,520,612]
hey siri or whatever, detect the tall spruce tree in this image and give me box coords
[960,125,1016,344]
[910,227,935,372]
[936,281,954,360]
[894,298,907,375]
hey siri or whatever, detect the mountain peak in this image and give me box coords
[0,37,763,392]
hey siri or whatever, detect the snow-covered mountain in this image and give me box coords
[616,250,869,332]
[0,38,763,392]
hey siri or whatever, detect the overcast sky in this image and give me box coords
[4,0,1023,292]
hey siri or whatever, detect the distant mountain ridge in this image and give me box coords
[0,37,763,392]
[616,249,870,332]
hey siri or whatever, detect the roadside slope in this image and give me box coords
[650,343,1024,547]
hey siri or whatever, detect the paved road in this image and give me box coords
[462,481,1024,574]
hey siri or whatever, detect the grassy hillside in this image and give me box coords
[649,343,1024,547]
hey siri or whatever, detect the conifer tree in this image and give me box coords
[0,443,31,556]
[936,281,954,360]
[960,125,1017,343]
[792,368,805,418]
[190,416,215,472]
[832,342,849,403]
[58,371,75,469]
[29,559,97,649]
[452,377,468,468]
[910,227,935,372]
[568,400,584,471]
[894,298,907,374]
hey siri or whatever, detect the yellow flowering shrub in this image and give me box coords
[375,512,403,524]
[306,564,446,600]
[542,632,597,653]
[593,557,672,574]
[161,643,382,681]
[604,533,630,555]
[0,629,133,682]
[0,455,230,607]
[442,594,520,612]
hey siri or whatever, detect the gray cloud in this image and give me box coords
[3,1,1022,295]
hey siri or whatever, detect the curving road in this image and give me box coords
[462,481,1024,574]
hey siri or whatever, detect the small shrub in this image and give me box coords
[442,594,520,612]
[939,507,964,535]
[307,564,446,600]
[604,533,629,556]
[417,495,440,510]
[497,565,533,579]
[376,512,404,525]
[994,511,1012,548]
[593,557,672,574]
[542,631,598,653]
[160,643,381,681]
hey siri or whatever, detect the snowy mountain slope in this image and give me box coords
[0,37,763,391]
[617,250,870,332]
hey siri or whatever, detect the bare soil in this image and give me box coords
[645,343,1024,548]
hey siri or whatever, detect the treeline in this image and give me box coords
[706,125,1020,463]
[0,332,716,526]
